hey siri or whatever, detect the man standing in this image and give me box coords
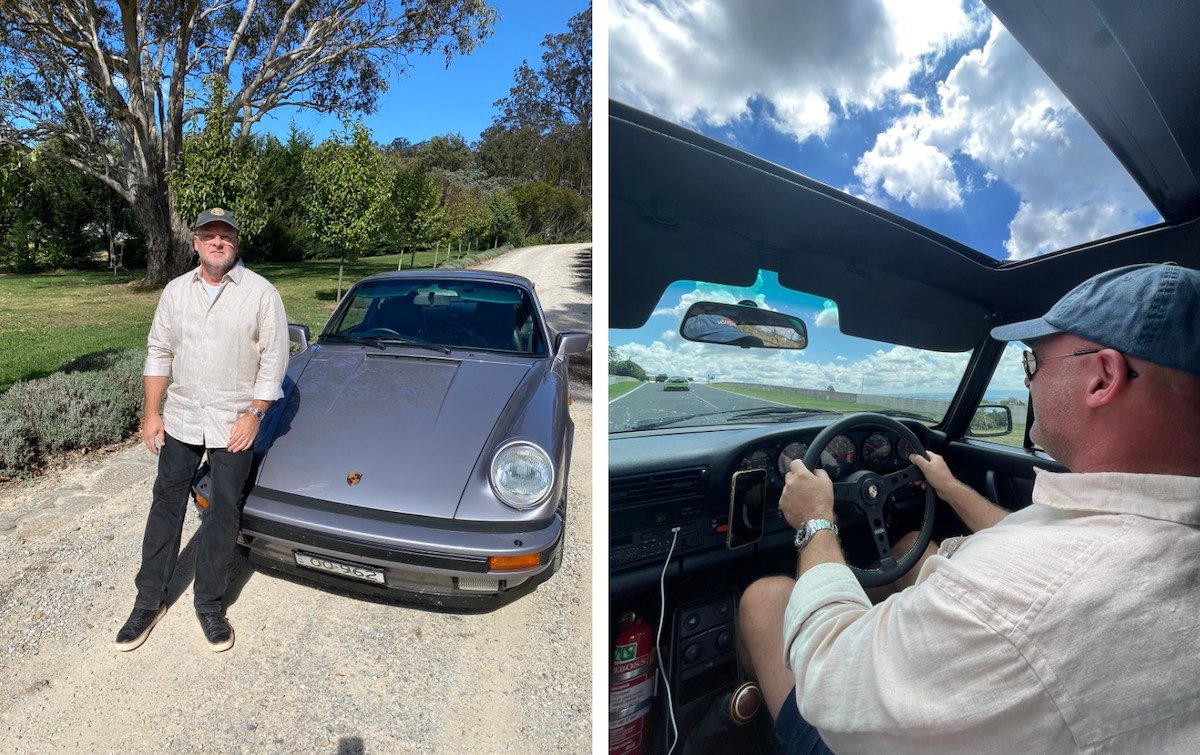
[115,208,289,652]
[740,263,1200,751]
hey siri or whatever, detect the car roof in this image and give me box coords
[611,2,1200,351]
[356,269,535,290]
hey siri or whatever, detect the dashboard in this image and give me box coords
[609,418,939,595]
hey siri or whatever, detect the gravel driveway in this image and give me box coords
[0,244,592,753]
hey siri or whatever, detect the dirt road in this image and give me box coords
[0,244,592,753]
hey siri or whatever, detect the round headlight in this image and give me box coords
[490,442,554,510]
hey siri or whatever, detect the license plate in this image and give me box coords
[294,551,386,585]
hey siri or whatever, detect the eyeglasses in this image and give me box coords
[1021,348,1139,380]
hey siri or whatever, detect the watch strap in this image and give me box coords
[794,519,838,551]
[247,407,266,421]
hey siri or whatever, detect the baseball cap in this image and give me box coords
[194,207,239,232]
[682,313,764,347]
[990,262,1200,376]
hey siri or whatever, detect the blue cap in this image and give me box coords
[682,314,763,347]
[990,263,1200,376]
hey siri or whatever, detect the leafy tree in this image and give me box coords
[486,189,523,247]
[0,0,497,285]
[390,163,447,258]
[170,79,266,241]
[608,346,647,381]
[511,181,589,240]
[483,4,591,195]
[302,123,394,300]
[414,134,475,172]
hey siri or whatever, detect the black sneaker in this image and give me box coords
[197,610,234,652]
[114,604,166,651]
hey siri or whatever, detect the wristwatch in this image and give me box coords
[246,407,266,421]
[794,519,838,551]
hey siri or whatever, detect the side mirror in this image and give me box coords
[680,302,808,349]
[288,323,311,353]
[967,404,1013,437]
[555,332,591,357]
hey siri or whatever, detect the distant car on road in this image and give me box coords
[191,270,590,607]
[655,374,668,382]
[663,376,690,391]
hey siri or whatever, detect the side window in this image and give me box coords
[972,342,1030,449]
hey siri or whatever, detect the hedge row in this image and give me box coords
[0,349,144,476]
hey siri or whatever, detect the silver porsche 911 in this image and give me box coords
[192,270,590,607]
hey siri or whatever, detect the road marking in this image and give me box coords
[705,383,803,408]
[609,382,648,404]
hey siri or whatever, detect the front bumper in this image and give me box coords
[238,487,564,608]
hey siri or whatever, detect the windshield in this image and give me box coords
[609,271,979,432]
[324,278,547,356]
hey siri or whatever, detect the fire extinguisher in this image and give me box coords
[610,610,656,755]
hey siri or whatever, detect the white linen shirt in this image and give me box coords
[783,469,1200,754]
[143,260,289,447]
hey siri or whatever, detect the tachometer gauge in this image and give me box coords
[820,435,856,477]
[740,449,772,472]
[777,441,809,476]
[862,432,893,470]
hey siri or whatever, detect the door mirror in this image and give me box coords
[555,332,591,357]
[288,323,311,354]
[968,404,1013,437]
[680,302,807,349]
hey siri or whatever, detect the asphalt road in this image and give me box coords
[0,243,592,753]
[609,382,785,432]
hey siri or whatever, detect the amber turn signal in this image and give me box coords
[488,553,541,571]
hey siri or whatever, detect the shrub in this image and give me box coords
[0,409,37,475]
[61,348,144,395]
[5,370,141,454]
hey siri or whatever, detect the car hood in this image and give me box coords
[255,349,531,519]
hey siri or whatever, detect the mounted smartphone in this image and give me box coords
[727,468,767,549]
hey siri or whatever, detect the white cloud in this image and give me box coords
[650,282,780,321]
[611,0,986,144]
[851,19,1157,257]
[814,300,840,329]
[619,340,970,395]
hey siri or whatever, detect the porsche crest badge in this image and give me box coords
[347,472,362,486]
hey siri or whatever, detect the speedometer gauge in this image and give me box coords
[862,432,893,469]
[820,435,856,477]
[740,449,772,472]
[777,441,808,475]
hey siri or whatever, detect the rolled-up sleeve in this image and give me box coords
[781,562,1063,752]
[144,290,174,377]
[252,288,289,401]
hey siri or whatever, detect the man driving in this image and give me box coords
[739,262,1200,752]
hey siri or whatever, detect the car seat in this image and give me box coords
[470,301,520,351]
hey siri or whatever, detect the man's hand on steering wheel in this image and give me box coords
[780,460,835,529]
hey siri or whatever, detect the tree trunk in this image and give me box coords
[130,180,194,286]
[337,256,345,302]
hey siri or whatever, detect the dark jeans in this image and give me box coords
[133,433,252,614]
[775,688,835,754]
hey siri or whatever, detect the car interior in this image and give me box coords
[608,1,1200,751]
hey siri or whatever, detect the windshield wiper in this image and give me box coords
[375,338,452,355]
[320,333,385,350]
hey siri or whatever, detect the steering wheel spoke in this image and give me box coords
[879,464,922,499]
[831,481,857,504]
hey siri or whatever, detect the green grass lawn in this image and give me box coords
[0,250,448,392]
[608,380,643,400]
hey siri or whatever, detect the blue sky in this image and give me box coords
[608,0,1158,396]
[257,1,588,145]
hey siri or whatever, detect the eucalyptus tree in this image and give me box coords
[0,0,496,284]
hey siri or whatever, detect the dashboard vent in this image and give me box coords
[610,468,707,508]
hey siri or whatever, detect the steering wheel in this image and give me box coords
[446,327,489,348]
[355,327,403,338]
[800,413,936,588]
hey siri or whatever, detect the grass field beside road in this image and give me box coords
[0,250,444,392]
[608,380,642,400]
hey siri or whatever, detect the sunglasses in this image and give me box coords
[1021,348,1139,380]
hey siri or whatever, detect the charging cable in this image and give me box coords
[657,526,681,755]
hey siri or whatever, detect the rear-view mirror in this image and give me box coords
[680,302,808,349]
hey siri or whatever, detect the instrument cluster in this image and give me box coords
[737,429,919,483]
